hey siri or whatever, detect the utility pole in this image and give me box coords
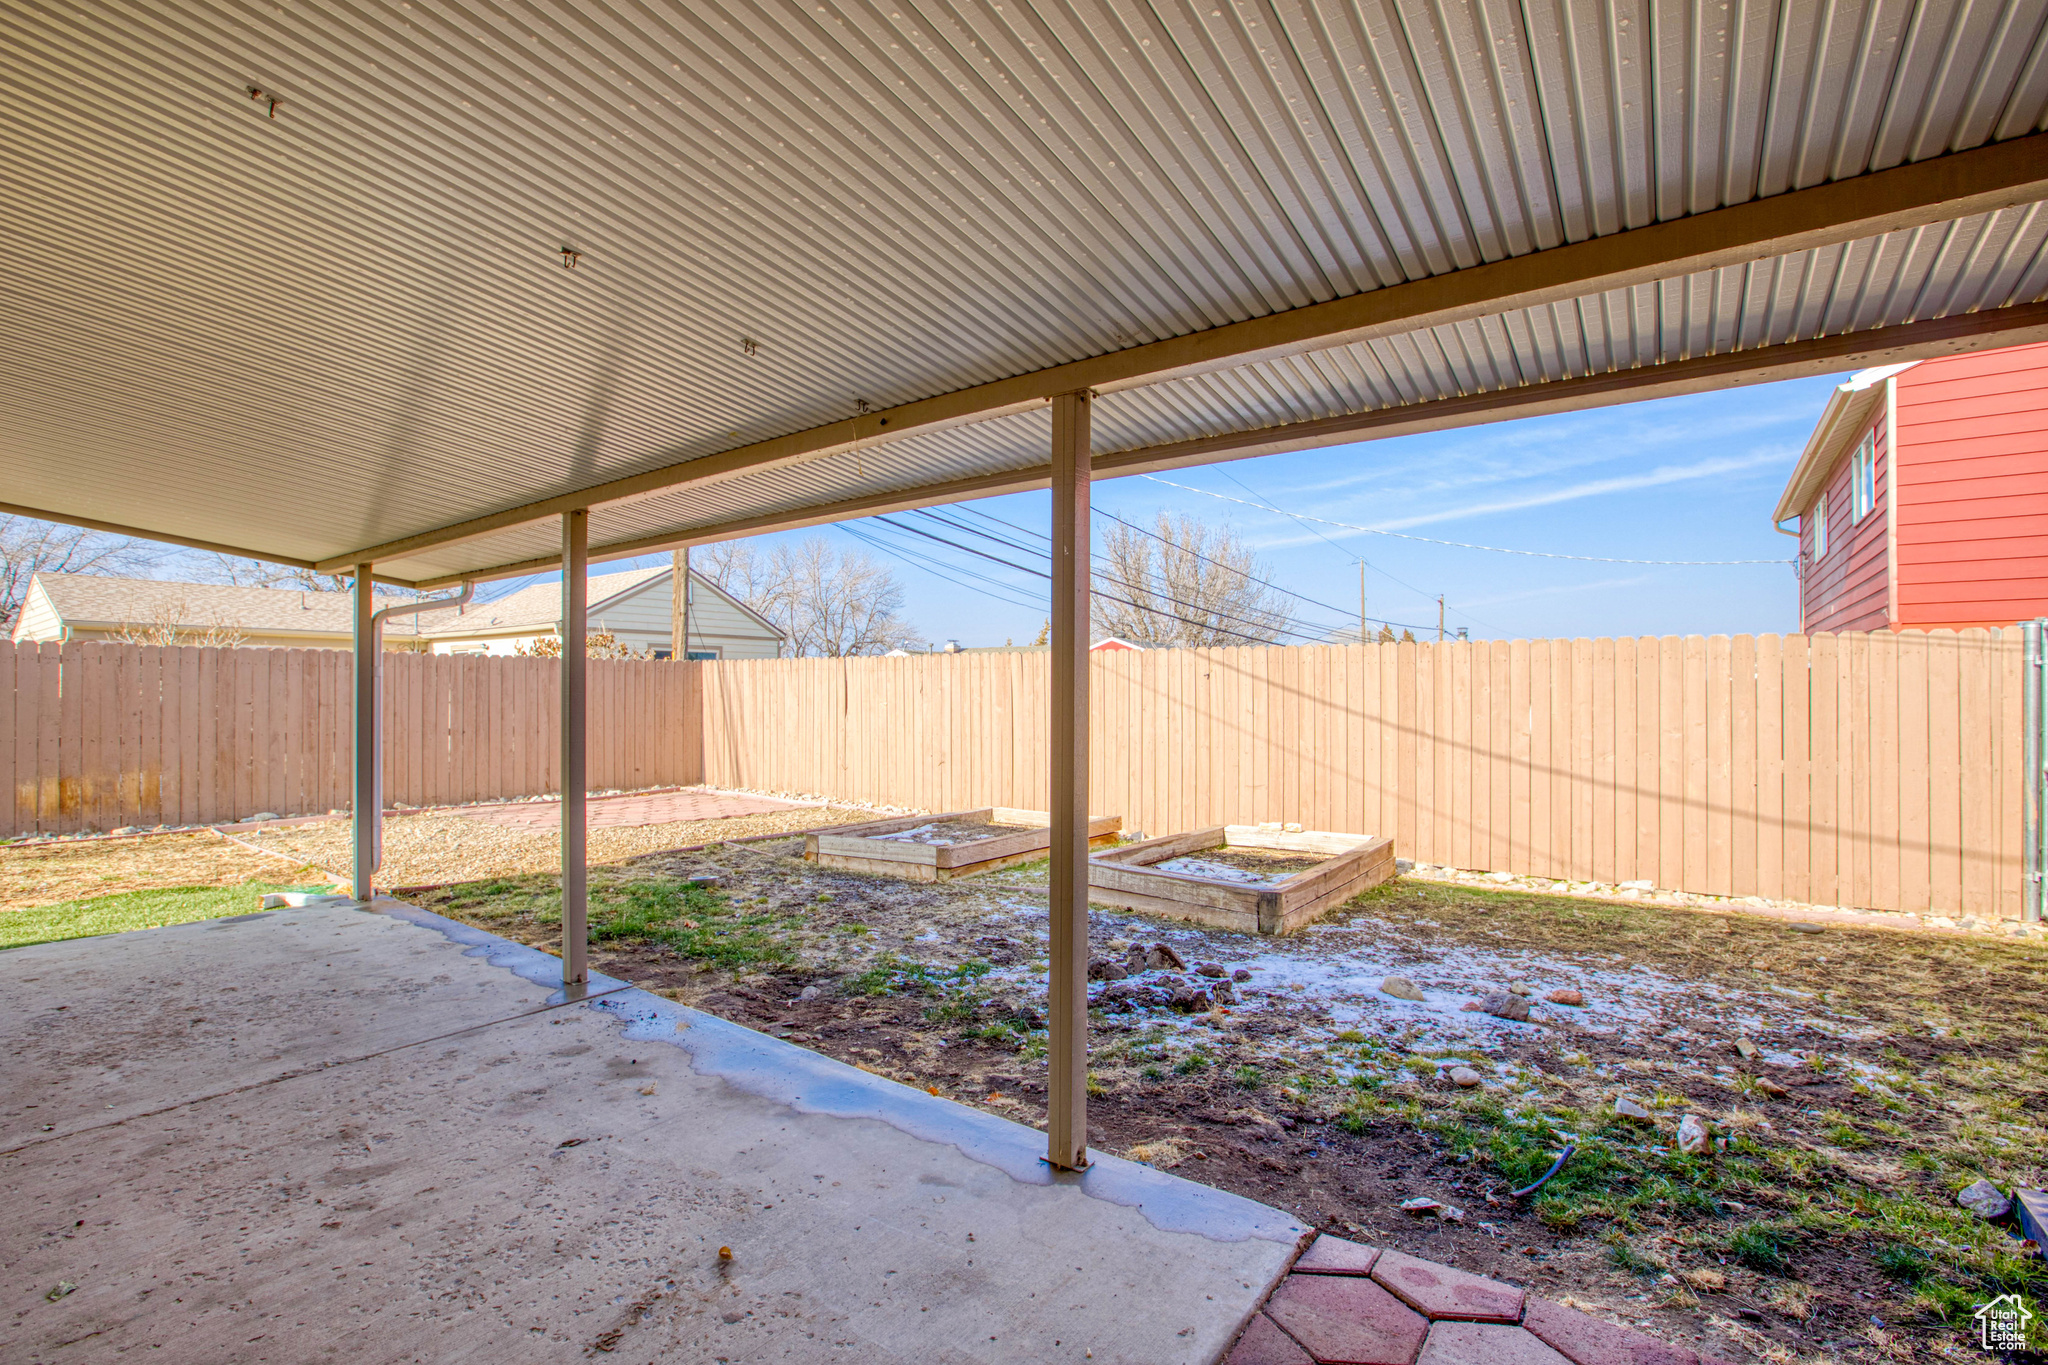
[670,546,694,660]
[1358,561,1366,644]
[1437,595,1445,642]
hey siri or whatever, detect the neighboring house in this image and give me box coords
[1775,344,2048,632]
[10,567,785,659]
[9,573,432,649]
[419,566,783,660]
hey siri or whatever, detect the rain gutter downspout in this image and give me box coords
[363,582,474,877]
[1773,518,1803,629]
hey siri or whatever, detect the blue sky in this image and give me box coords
[561,371,1841,645]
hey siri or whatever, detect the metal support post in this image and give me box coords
[562,511,590,987]
[2026,620,2047,923]
[350,564,377,902]
[1046,390,1092,1170]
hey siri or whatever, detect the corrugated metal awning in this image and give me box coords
[5,0,2048,584]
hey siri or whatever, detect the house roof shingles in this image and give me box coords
[24,566,682,641]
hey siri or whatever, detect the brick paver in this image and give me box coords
[1370,1249,1526,1323]
[449,787,802,831]
[1293,1234,1380,1276]
[1521,1298,1704,1365]
[1262,1273,1430,1365]
[1417,1320,1573,1365]
[1223,1313,1317,1365]
[1228,1241,1714,1365]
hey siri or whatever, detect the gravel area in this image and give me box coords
[238,803,869,887]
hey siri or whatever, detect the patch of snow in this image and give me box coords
[1153,856,1288,886]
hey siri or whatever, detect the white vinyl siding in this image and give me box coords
[9,581,64,642]
[426,571,782,659]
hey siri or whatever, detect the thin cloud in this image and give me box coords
[1368,449,1790,531]
[1272,391,1822,498]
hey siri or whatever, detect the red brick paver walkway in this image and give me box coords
[1229,1236,1728,1365]
[449,788,803,832]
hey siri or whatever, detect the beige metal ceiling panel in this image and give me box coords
[5,0,2048,585]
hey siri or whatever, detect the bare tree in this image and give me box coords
[695,536,920,657]
[516,631,646,659]
[1092,513,1290,647]
[0,515,161,629]
[110,601,247,649]
[191,553,355,594]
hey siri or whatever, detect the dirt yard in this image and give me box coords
[409,838,2048,1365]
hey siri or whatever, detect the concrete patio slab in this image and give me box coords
[0,901,1302,1363]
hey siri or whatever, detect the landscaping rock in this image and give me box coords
[1232,968,1252,982]
[1087,958,1129,981]
[1544,988,1584,1007]
[1675,1114,1711,1155]
[1399,1196,1444,1215]
[1788,921,1826,933]
[798,985,821,1001]
[1380,976,1426,1002]
[1958,1179,2014,1221]
[1195,962,1227,978]
[1124,945,1148,973]
[1210,980,1236,1005]
[242,812,281,823]
[1168,985,1212,1012]
[1507,980,1532,996]
[1734,1036,1759,1060]
[1448,1066,1484,1088]
[1613,1097,1654,1123]
[1479,991,1531,1022]
[1146,943,1188,972]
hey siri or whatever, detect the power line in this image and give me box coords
[1207,468,1497,635]
[870,514,1313,648]
[838,525,1047,613]
[1142,475,1796,566]
[937,504,1437,636]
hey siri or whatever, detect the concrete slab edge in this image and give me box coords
[365,896,634,1004]
[367,896,1308,1249]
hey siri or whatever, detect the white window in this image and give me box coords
[1849,432,1877,522]
[1813,492,1829,560]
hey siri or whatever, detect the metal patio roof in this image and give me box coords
[6,0,2048,586]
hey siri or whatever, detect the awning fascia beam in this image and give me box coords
[413,296,2048,588]
[0,500,426,591]
[326,133,2048,576]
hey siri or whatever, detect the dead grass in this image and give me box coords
[0,831,321,908]
[234,803,867,886]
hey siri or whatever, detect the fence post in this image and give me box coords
[2026,621,2047,922]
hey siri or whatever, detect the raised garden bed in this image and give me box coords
[1088,825,1394,934]
[804,807,1122,881]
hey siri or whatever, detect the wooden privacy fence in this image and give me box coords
[0,640,699,834]
[698,630,2028,920]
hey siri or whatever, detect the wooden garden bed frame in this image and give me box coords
[804,807,1122,881]
[1087,826,1395,934]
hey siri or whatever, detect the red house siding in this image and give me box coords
[1893,344,2048,629]
[1799,406,1890,633]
